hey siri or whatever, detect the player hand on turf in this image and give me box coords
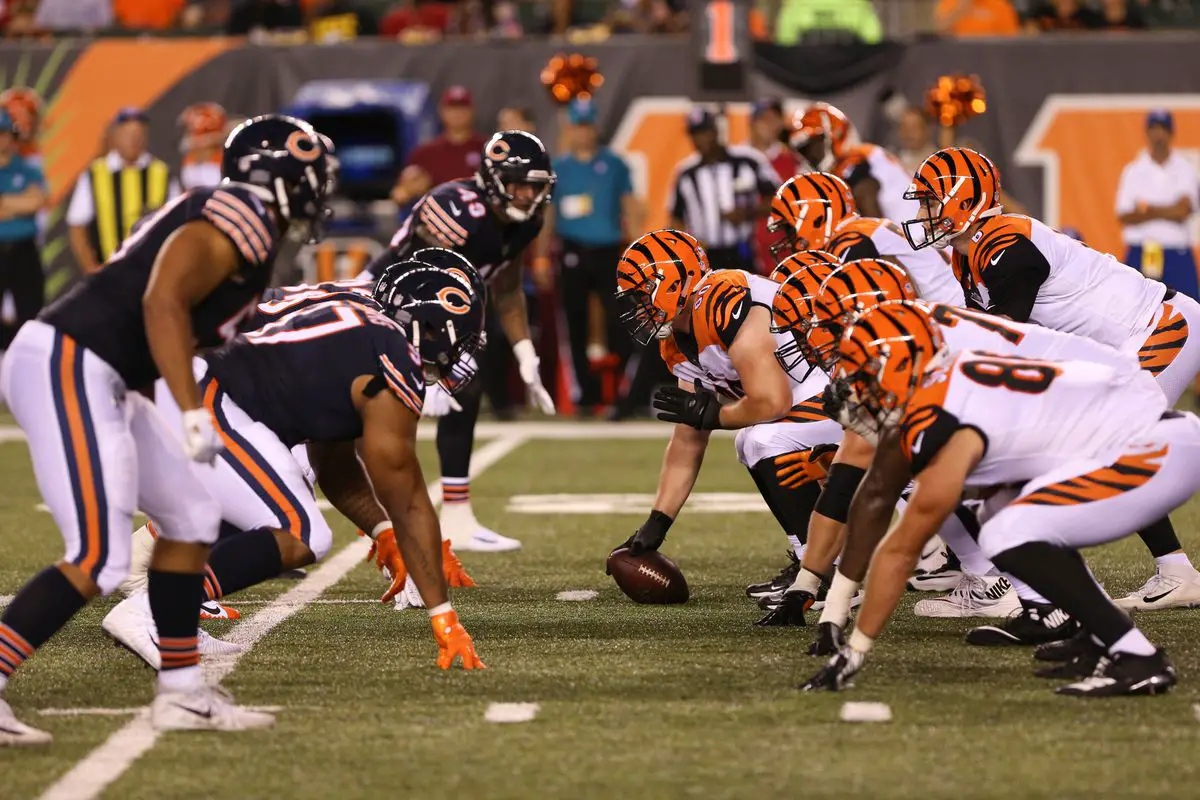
[431,609,486,670]
[371,528,409,603]
[807,621,846,657]
[442,540,477,588]
[755,590,815,627]
[801,643,867,692]
[423,383,462,417]
[653,385,722,430]
[181,408,224,464]
[514,340,556,415]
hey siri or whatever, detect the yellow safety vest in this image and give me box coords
[88,157,170,262]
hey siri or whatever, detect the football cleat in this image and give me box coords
[907,563,964,592]
[913,574,1020,618]
[913,534,949,574]
[755,590,814,626]
[441,502,521,552]
[200,601,241,621]
[746,551,801,601]
[1112,562,1200,611]
[104,593,244,670]
[1054,650,1176,697]
[807,621,846,656]
[965,600,1076,646]
[151,685,275,731]
[198,629,246,658]
[0,698,51,747]
[1035,635,1104,680]
[1035,629,1093,663]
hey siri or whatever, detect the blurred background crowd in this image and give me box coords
[0,0,1198,41]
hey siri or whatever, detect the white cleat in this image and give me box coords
[392,574,426,610]
[907,564,964,592]
[103,592,162,669]
[1113,563,1200,611]
[198,628,245,657]
[0,698,51,746]
[914,575,1020,618]
[914,535,949,574]
[441,502,521,552]
[455,528,522,553]
[151,686,274,732]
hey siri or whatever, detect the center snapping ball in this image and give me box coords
[606,548,689,604]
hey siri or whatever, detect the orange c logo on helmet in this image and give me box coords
[486,138,511,162]
[436,286,472,315]
[286,130,322,162]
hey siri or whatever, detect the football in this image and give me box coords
[606,548,689,604]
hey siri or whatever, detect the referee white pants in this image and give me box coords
[154,360,333,560]
[0,321,221,595]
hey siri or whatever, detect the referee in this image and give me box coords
[667,107,779,270]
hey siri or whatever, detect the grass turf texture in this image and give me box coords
[1,432,1199,799]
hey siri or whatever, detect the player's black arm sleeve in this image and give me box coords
[981,238,1050,323]
[838,426,912,583]
[308,440,388,533]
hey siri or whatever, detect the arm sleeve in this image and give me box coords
[980,236,1051,323]
[65,172,94,227]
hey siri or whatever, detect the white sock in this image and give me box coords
[157,665,202,694]
[818,571,861,627]
[1110,628,1156,657]
[1155,552,1194,571]
[786,535,804,561]
[790,567,822,594]
[0,674,8,693]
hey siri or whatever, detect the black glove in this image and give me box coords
[653,385,722,430]
[800,644,867,692]
[821,380,850,419]
[754,590,815,627]
[807,621,846,656]
[609,510,673,565]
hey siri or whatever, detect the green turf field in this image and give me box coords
[1,425,1199,799]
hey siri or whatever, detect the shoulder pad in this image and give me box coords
[691,271,751,351]
[970,214,1034,275]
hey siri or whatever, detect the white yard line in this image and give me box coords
[39,706,285,718]
[37,434,527,800]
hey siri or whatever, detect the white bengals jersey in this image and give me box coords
[833,144,919,229]
[954,214,1165,349]
[660,270,829,420]
[830,216,965,307]
[930,303,1141,372]
[900,349,1166,486]
[180,156,222,191]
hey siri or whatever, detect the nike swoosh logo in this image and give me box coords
[172,702,214,720]
[449,202,462,216]
[911,430,925,452]
[990,252,1004,266]
[1143,590,1176,603]
[730,304,743,321]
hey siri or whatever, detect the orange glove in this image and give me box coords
[431,609,485,670]
[442,540,477,588]
[373,529,408,603]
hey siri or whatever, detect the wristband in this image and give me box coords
[848,627,875,655]
[512,338,537,363]
[370,521,393,540]
[428,602,453,617]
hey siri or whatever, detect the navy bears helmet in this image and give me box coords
[476,130,555,222]
[413,246,487,304]
[373,261,486,389]
[222,114,333,242]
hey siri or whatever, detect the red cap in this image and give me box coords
[440,85,473,107]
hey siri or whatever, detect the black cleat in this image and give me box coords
[1035,635,1104,679]
[965,601,1077,647]
[1035,629,1093,662]
[755,590,814,626]
[807,621,845,656]
[746,551,800,600]
[1055,650,1176,697]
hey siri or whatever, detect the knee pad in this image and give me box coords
[814,463,865,524]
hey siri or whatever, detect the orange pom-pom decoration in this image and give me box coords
[925,74,987,128]
[540,53,604,105]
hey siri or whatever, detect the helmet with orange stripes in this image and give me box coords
[769,248,837,285]
[767,173,856,259]
[834,300,946,436]
[0,86,42,144]
[616,229,709,346]
[789,102,852,171]
[902,146,1002,250]
[770,259,836,375]
[808,258,917,370]
[179,102,229,154]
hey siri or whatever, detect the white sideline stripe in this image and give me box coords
[507,492,770,515]
[37,434,527,800]
[218,598,379,606]
[40,706,285,717]
[484,702,540,724]
[0,421,733,444]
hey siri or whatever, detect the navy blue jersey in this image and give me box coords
[205,298,425,447]
[42,184,281,390]
[362,179,542,285]
[241,278,375,332]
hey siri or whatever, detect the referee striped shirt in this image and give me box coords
[668,145,780,248]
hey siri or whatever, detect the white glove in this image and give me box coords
[445,353,478,393]
[422,383,462,417]
[513,339,556,415]
[181,408,223,464]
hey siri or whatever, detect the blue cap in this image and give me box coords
[1147,109,1174,132]
[567,98,597,126]
[0,109,14,134]
[113,106,149,126]
[686,107,717,133]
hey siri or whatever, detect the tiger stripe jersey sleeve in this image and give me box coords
[690,271,753,351]
[200,186,279,269]
[966,215,1050,323]
[829,219,882,262]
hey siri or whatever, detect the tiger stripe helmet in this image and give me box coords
[616,229,710,346]
[903,146,1002,250]
[767,173,856,258]
[771,258,836,375]
[769,248,838,285]
[789,102,852,170]
[835,300,946,435]
[179,102,229,154]
[808,258,918,370]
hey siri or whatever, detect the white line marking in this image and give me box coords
[38,434,527,800]
[507,492,769,515]
[0,594,12,610]
[39,705,285,717]
[555,590,598,602]
[484,702,540,723]
[216,598,379,606]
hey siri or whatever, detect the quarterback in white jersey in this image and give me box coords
[905,145,1200,612]
[612,230,843,600]
[803,302,1197,697]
